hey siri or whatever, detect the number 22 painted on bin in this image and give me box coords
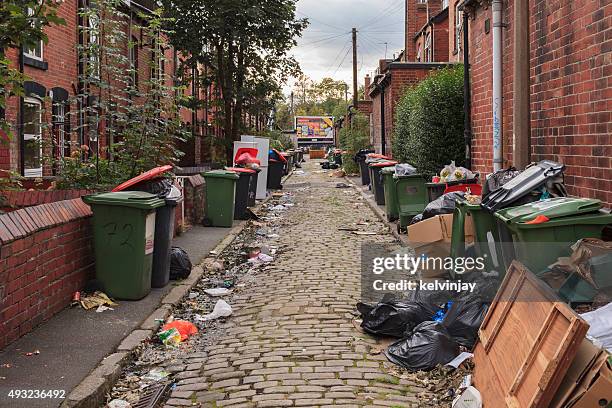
[103,222,135,251]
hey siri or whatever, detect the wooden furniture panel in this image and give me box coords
[474,261,589,408]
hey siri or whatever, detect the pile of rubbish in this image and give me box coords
[357,273,495,372]
[434,161,476,184]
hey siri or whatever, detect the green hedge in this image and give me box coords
[393,65,465,177]
[339,113,371,174]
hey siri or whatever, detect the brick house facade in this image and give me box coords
[1,0,215,180]
[464,0,611,205]
[369,61,453,156]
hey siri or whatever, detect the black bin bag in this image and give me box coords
[385,321,459,371]
[357,294,438,338]
[442,302,489,349]
[170,247,192,280]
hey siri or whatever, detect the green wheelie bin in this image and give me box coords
[395,174,428,231]
[450,199,504,277]
[381,167,399,222]
[202,170,240,227]
[369,161,397,206]
[83,191,165,300]
[494,197,612,275]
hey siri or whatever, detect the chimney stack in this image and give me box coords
[364,74,371,100]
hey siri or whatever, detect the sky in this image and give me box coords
[285,0,405,97]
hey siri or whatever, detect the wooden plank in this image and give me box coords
[473,261,590,408]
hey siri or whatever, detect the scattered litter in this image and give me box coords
[80,291,118,310]
[204,288,232,297]
[107,399,131,408]
[188,292,198,299]
[24,350,40,357]
[580,302,612,353]
[267,234,279,238]
[331,170,346,177]
[170,247,192,280]
[198,300,233,321]
[352,231,378,236]
[141,368,170,382]
[248,253,274,264]
[158,328,182,347]
[452,386,482,408]
[95,305,114,313]
[336,182,350,188]
[270,205,288,211]
[338,226,359,232]
[460,374,472,389]
[293,170,305,175]
[161,320,198,341]
[446,352,474,369]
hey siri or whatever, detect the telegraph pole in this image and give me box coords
[352,28,358,109]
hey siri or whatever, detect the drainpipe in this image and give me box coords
[18,46,25,175]
[380,87,386,155]
[462,7,472,170]
[492,0,503,172]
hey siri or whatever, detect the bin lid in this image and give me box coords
[271,149,288,163]
[112,165,173,192]
[481,160,565,211]
[226,167,256,174]
[370,161,398,168]
[367,153,391,160]
[234,148,258,162]
[495,197,603,224]
[82,191,165,209]
[203,170,240,180]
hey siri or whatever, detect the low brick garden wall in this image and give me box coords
[0,199,94,349]
[0,189,95,212]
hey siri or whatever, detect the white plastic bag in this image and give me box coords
[199,300,233,321]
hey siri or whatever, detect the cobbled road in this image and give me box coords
[164,160,423,407]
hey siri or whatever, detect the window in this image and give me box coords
[424,32,432,62]
[417,45,422,62]
[455,3,463,53]
[442,0,449,9]
[129,36,138,87]
[23,98,43,177]
[24,7,44,61]
[88,14,100,79]
[52,102,70,160]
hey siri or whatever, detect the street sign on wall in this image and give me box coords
[295,116,334,142]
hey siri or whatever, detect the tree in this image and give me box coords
[0,0,65,134]
[162,0,307,162]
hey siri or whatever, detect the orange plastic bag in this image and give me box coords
[161,320,198,341]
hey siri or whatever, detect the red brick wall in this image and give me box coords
[0,190,95,212]
[1,0,79,176]
[448,0,464,63]
[0,199,94,349]
[468,0,611,205]
[405,1,429,61]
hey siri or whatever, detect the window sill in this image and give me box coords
[23,56,48,71]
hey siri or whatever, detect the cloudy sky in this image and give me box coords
[285,0,405,96]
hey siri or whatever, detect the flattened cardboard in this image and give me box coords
[567,353,612,408]
[550,338,603,408]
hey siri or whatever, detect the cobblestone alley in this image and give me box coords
[146,160,424,408]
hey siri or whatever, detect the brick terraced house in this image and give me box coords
[368,0,610,205]
[0,0,219,181]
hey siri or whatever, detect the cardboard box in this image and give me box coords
[407,213,474,248]
[551,338,612,408]
[406,214,475,278]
